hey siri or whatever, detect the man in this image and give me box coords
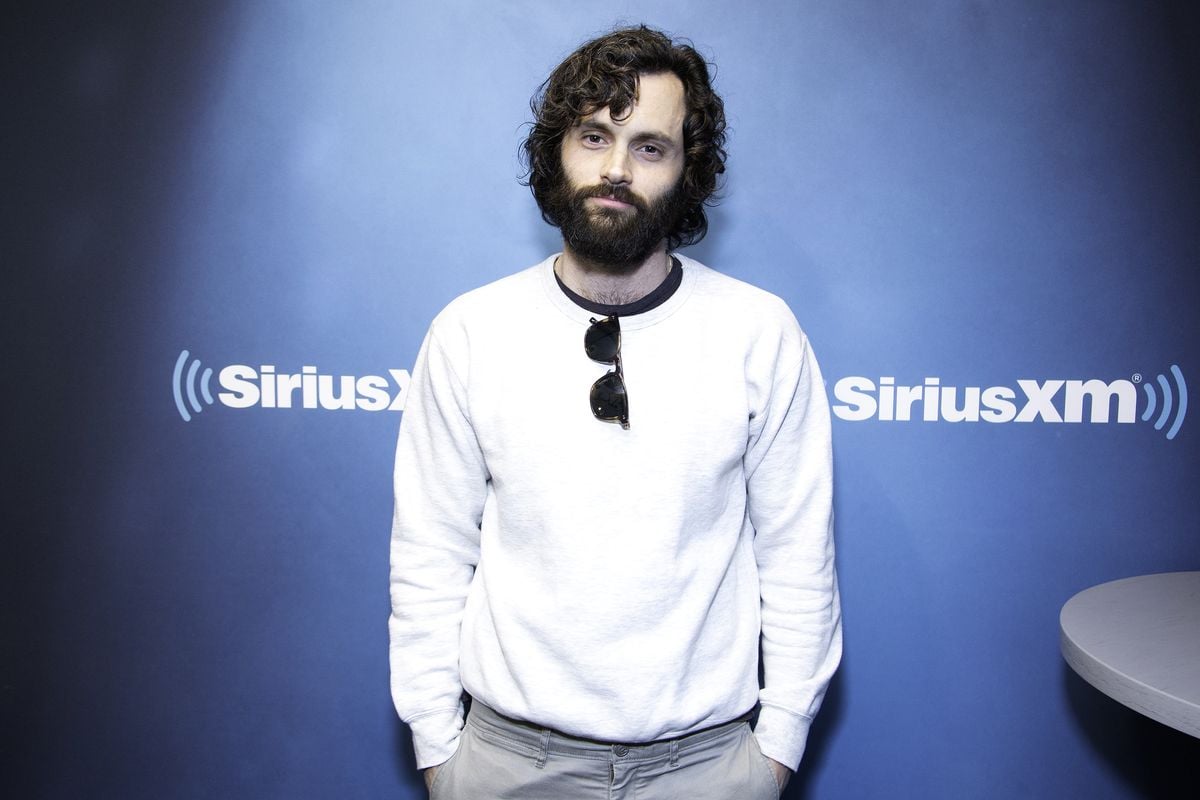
[389,26,841,799]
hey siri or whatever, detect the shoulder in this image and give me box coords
[676,255,807,344]
[424,260,551,347]
[436,263,545,323]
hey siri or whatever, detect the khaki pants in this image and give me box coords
[429,702,781,800]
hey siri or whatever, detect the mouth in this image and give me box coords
[587,195,635,211]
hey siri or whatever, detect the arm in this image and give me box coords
[745,322,842,771]
[388,320,488,769]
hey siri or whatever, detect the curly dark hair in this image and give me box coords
[522,26,728,250]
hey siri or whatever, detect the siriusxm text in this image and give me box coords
[832,377,1137,424]
[218,365,410,411]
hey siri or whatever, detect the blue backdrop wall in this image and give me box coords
[7,1,1199,797]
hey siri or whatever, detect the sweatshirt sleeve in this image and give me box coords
[745,316,842,770]
[388,318,488,769]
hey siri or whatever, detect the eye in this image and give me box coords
[582,132,606,146]
[638,143,664,160]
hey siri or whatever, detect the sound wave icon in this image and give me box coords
[173,350,215,422]
[1140,365,1187,440]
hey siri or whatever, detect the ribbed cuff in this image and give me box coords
[753,704,812,770]
[409,708,465,770]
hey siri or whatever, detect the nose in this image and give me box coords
[601,148,631,186]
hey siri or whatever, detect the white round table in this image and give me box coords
[1060,571,1200,738]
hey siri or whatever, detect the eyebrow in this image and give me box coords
[577,118,680,147]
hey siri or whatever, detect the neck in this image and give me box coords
[556,244,672,306]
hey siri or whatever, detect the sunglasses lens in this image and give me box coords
[585,317,620,363]
[590,371,627,422]
[584,316,628,428]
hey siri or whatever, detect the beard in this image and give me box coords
[547,175,684,273]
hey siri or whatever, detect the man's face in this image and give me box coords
[554,71,687,270]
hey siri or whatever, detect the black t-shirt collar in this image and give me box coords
[554,256,683,317]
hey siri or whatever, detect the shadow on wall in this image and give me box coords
[785,668,844,800]
[1062,664,1198,796]
[390,714,424,796]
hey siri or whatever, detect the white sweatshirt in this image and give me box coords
[389,254,841,771]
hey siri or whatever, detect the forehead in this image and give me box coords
[579,72,686,141]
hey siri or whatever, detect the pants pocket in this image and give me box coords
[747,729,782,800]
[427,738,463,799]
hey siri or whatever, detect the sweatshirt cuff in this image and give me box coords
[753,704,812,770]
[409,708,465,770]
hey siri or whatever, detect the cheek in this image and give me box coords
[645,162,685,198]
[666,155,685,187]
[559,142,592,181]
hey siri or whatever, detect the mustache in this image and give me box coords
[576,183,646,211]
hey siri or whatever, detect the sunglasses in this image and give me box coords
[584,315,629,429]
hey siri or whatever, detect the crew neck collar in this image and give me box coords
[538,253,699,330]
[554,256,683,317]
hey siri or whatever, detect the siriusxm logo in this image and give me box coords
[832,366,1187,440]
[172,350,410,422]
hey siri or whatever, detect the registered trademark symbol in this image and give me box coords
[1132,373,1142,383]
